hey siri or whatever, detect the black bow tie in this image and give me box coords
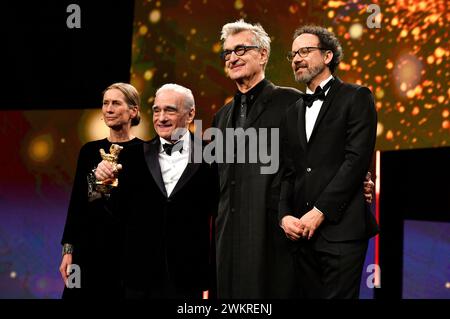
[163,140,183,156]
[301,79,334,108]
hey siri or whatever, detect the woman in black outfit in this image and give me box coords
[59,83,143,298]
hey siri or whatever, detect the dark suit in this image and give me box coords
[213,80,302,298]
[279,77,378,298]
[113,136,218,298]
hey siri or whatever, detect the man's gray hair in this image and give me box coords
[155,83,195,111]
[221,19,271,68]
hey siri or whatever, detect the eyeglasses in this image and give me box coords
[220,45,260,61]
[286,47,329,61]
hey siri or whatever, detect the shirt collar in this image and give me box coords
[306,75,334,95]
[235,78,268,103]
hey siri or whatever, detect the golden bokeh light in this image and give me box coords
[394,54,423,96]
[376,122,384,136]
[144,69,154,81]
[149,9,161,24]
[139,25,148,35]
[28,134,53,163]
[79,110,109,143]
[234,0,244,10]
[349,23,363,39]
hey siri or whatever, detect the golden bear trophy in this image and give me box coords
[96,144,123,193]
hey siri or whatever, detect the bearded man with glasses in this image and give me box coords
[279,25,379,299]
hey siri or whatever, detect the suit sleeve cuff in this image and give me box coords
[314,206,327,220]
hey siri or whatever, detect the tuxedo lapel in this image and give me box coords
[296,98,308,150]
[169,135,202,198]
[244,82,274,129]
[225,101,234,129]
[143,139,167,197]
[309,77,343,143]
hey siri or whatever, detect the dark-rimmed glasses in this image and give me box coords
[286,47,329,61]
[221,45,260,61]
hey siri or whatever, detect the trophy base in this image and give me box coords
[95,181,118,194]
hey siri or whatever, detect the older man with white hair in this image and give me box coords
[212,20,302,299]
[95,83,218,299]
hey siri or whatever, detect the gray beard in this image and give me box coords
[294,64,325,84]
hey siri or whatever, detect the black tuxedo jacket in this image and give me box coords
[112,135,218,294]
[279,78,379,242]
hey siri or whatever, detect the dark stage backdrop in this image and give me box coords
[0,0,134,109]
[0,0,448,298]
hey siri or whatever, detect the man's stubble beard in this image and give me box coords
[294,63,325,84]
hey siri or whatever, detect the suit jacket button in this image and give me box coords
[306,167,312,173]
[231,208,235,213]
[231,180,236,185]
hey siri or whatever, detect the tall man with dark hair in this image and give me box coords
[280,25,379,298]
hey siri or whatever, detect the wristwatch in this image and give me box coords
[62,243,74,256]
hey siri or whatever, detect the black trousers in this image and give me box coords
[292,234,368,299]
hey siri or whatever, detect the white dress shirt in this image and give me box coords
[304,75,334,217]
[305,75,334,142]
[159,131,190,197]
